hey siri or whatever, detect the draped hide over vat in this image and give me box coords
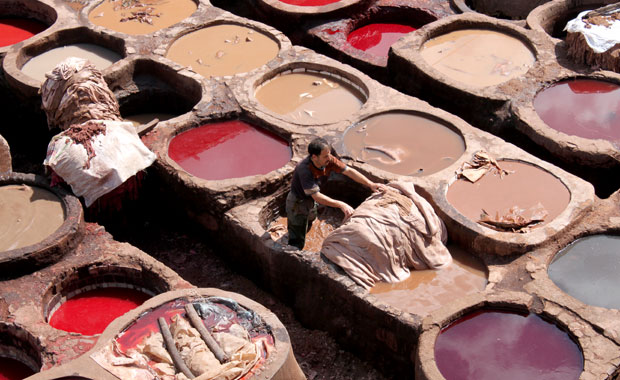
[321,181,451,290]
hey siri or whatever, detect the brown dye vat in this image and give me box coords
[454,0,550,20]
[255,70,365,124]
[446,160,570,229]
[343,112,465,176]
[268,206,343,251]
[420,28,535,88]
[0,184,65,252]
[370,244,487,316]
[89,0,197,35]
[166,24,279,77]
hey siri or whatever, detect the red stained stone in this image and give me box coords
[48,288,151,336]
[168,120,291,181]
[347,23,416,57]
[0,18,47,47]
[0,357,35,380]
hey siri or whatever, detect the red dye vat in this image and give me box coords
[48,287,151,336]
[0,357,35,380]
[0,18,47,47]
[435,310,583,380]
[534,79,620,142]
[278,0,341,6]
[347,23,416,57]
[168,120,291,180]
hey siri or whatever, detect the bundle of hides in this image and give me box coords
[321,181,452,290]
[40,56,122,131]
[91,314,263,380]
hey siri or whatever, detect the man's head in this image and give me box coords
[308,137,331,169]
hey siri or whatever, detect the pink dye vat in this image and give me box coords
[0,357,35,380]
[278,0,341,6]
[0,18,46,47]
[534,79,620,142]
[168,120,291,180]
[435,310,583,380]
[347,23,416,57]
[48,287,151,336]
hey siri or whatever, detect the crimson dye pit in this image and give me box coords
[0,357,35,380]
[0,18,46,47]
[347,23,416,57]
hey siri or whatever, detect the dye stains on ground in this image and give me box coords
[89,0,197,35]
[0,18,47,47]
[0,357,35,380]
[48,287,151,335]
[421,29,535,88]
[278,0,341,5]
[0,185,65,252]
[268,206,343,252]
[343,112,464,176]
[534,79,620,143]
[124,112,175,127]
[167,24,279,78]
[370,244,486,316]
[21,43,121,82]
[549,235,620,309]
[255,71,365,124]
[446,160,570,229]
[168,120,291,180]
[435,310,583,380]
[347,23,416,58]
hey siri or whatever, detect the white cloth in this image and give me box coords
[44,120,156,206]
[565,10,620,53]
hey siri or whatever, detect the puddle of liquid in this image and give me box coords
[347,23,416,58]
[534,79,620,143]
[435,310,583,380]
[0,357,36,380]
[0,185,66,252]
[343,112,464,176]
[255,71,365,124]
[48,287,151,336]
[421,29,535,88]
[89,0,197,35]
[549,234,620,309]
[370,244,486,316]
[168,120,291,180]
[166,24,279,78]
[278,0,341,5]
[268,206,343,252]
[0,18,47,47]
[21,43,121,83]
[446,160,570,228]
[123,112,175,127]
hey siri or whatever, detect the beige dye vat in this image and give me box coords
[255,71,365,124]
[370,244,486,316]
[0,184,65,252]
[21,43,121,82]
[447,160,570,229]
[420,29,535,88]
[166,24,279,77]
[89,0,197,35]
[343,112,465,176]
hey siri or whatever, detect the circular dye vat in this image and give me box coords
[533,79,620,143]
[343,112,465,176]
[89,0,197,35]
[0,184,65,252]
[278,0,341,5]
[255,71,365,124]
[447,160,570,229]
[347,23,416,58]
[21,43,121,83]
[124,112,175,127]
[549,235,620,309]
[168,120,291,180]
[48,287,151,335]
[435,310,583,380]
[0,356,36,380]
[370,245,487,316]
[0,18,47,47]
[421,29,535,88]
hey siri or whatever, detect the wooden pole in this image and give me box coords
[184,303,230,364]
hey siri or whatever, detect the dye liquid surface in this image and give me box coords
[435,310,583,380]
[255,72,365,124]
[421,29,535,88]
[343,112,464,176]
[0,357,35,380]
[347,23,416,58]
[0,185,65,252]
[549,234,620,309]
[0,18,47,47]
[534,79,620,143]
[48,287,151,335]
[168,120,291,180]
